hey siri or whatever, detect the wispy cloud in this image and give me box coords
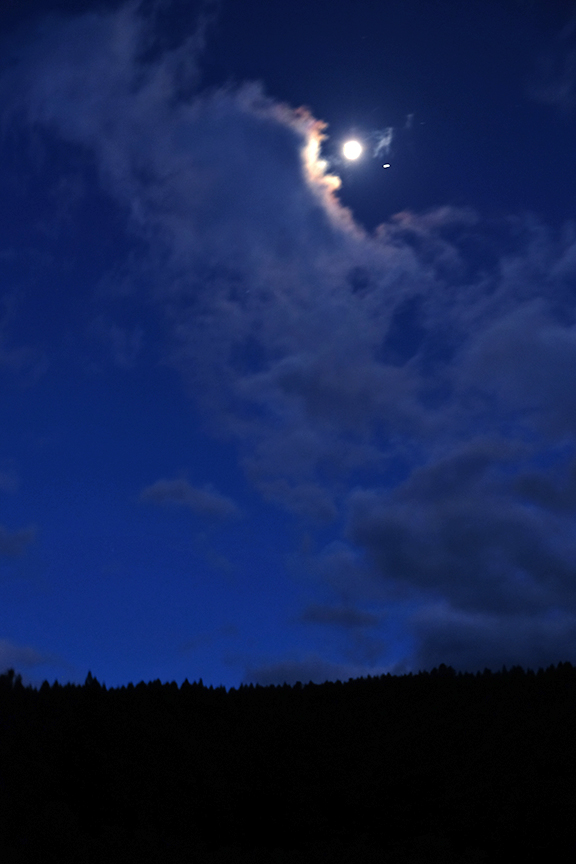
[140,477,240,519]
[0,524,35,557]
[529,10,576,112]
[0,637,47,671]
[0,468,18,494]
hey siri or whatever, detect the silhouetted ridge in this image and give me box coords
[1,664,575,862]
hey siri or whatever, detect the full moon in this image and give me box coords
[343,140,363,160]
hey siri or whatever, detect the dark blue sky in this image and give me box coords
[1,0,576,687]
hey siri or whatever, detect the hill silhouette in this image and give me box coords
[1,663,575,862]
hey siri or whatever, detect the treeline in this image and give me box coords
[1,663,576,862]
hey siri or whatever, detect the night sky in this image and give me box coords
[1,0,576,688]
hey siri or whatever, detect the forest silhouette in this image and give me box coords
[1,663,575,862]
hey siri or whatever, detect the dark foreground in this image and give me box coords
[1,663,575,862]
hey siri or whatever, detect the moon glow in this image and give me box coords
[343,140,363,160]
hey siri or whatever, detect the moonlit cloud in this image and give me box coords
[4,0,576,675]
[373,127,393,158]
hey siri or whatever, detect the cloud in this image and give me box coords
[300,604,379,629]
[410,604,576,673]
[373,127,393,158]
[243,654,391,687]
[0,469,18,493]
[531,51,576,112]
[180,623,239,653]
[87,315,143,369]
[460,300,576,436]
[348,440,576,616]
[0,294,49,386]
[246,475,338,522]
[0,524,35,557]
[515,458,576,512]
[0,637,47,671]
[345,438,576,667]
[529,13,576,114]
[5,1,576,672]
[140,477,240,519]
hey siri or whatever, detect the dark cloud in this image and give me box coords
[5,1,576,672]
[308,541,381,602]
[515,457,576,512]
[0,524,35,557]
[140,477,240,519]
[0,637,46,670]
[244,474,338,522]
[460,300,576,436]
[410,604,576,673]
[300,603,379,629]
[348,440,576,616]
[346,439,576,667]
[243,655,390,687]
[180,623,239,653]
